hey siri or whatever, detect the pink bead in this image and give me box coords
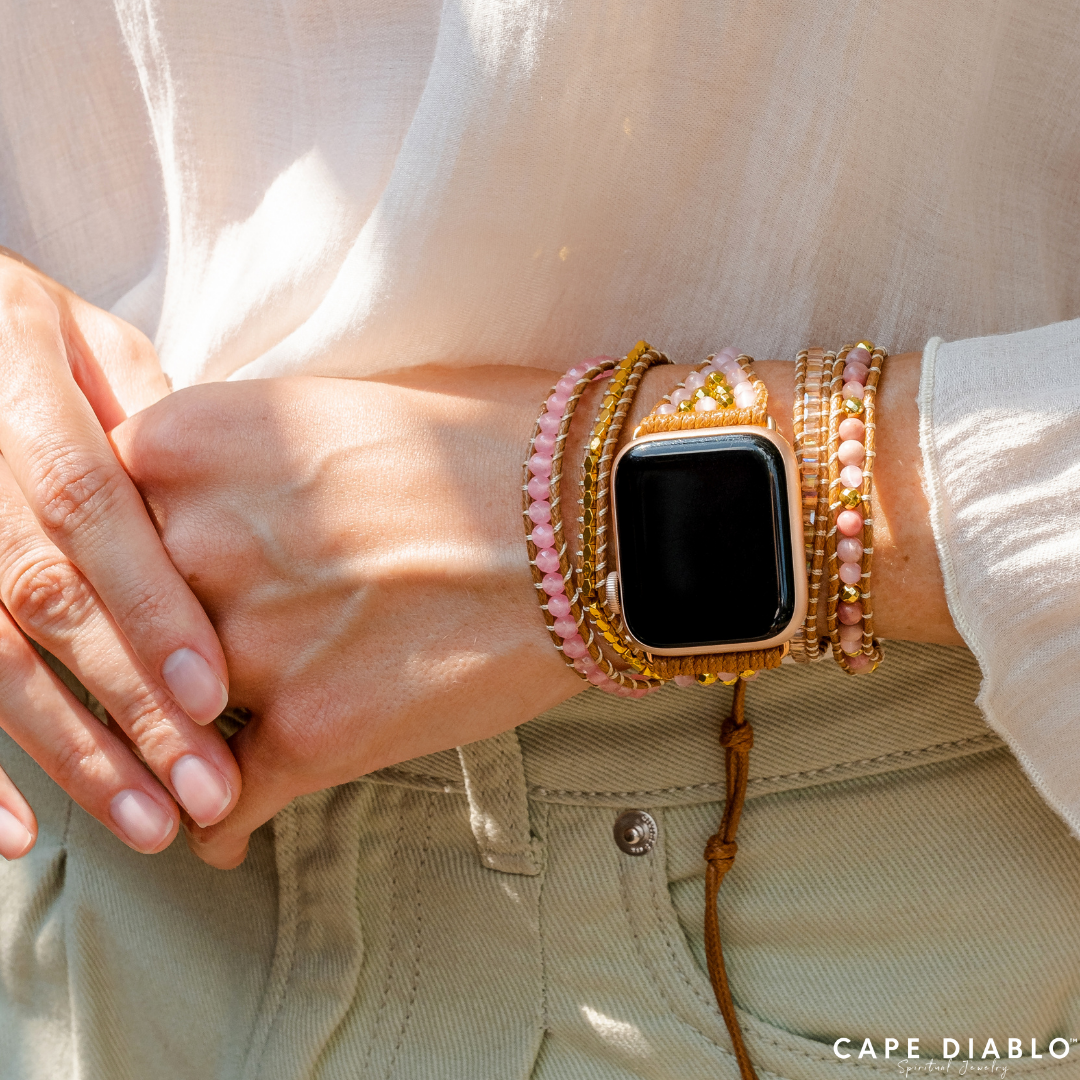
[528,452,553,477]
[717,671,737,682]
[562,635,588,659]
[535,547,560,574]
[837,509,863,536]
[673,674,696,687]
[838,417,865,442]
[718,346,740,361]
[528,500,551,524]
[670,387,691,406]
[846,653,874,673]
[538,411,561,435]
[546,393,568,415]
[553,616,578,639]
[837,601,863,625]
[685,370,706,390]
[718,359,743,378]
[839,465,863,489]
[839,624,863,653]
[527,475,549,501]
[573,655,597,673]
[733,382,757,408]
[843,361,869,385]
[547,592,571,617]
[630,688,650,699]
[530,523,555,549]
[656,403,677,415]
[567,364,590,380]
[541,573,565,596]
[836,537,863,562]
[615,685,635,697]
[846,346,871,366]
[727,367,750,387]
[694,396,717,413]
[587,668,609,685]
[555,376,577,396]
[533,432,555,455]
[842,381,865,400]
[838,440,865,467]
[839,561,862,585]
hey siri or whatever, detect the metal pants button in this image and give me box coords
[614,809,657,855]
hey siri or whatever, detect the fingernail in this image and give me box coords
[171,755,232,827]
[110,789,173,852]
[162,648,229,724]
[0,807,34,860]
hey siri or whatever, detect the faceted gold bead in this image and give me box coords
[842,397,865,417]
[704,372,728,393]
[581,509,594,526]
[715,389,735,408]
[678,400,695,413]
[588,436,603,452]
[856,340,875,353]
[695,673,719,686]
[840,584,862,604]
[739,669,755,680]
[839,487,862,509]
[720,675,740,686]
[694,387,709,400]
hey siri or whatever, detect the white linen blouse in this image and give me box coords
[1,0,1078,832]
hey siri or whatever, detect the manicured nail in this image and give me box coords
[171,755,232,827]
[0,807,33,860]
[110,789,173,852]
[162,648,228,724]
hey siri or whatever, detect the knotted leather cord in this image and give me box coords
[703,677,758,1080]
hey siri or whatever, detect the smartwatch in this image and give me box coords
[609,365,807,672]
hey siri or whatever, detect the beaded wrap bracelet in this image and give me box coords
[523,358,655,697]
[824,341,886,674]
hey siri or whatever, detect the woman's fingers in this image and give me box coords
[0,764,37,860]
[0,605,180,853]
[0,268,229,724]
[0,459,240,829]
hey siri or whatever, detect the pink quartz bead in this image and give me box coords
[839,465,863,489]
[555,376,577,397]
[541,573,565,596]
[547,592,571,617]
[546,392,568,414]
[630,687,650,699]
[842,381,865,400]
[685,370,706,390]
[535,548,561,574]
[839,624,863,654]
[733,382,756,408]
[837,601,863,625]
[846,346,871,366]
[533,432,556,455]
[615,685,635,697]
[567,364,590,380]
[694,396,718,412]
[573,655,597,673]
[718,346,740,361]
[726,367,750,387]
[837,509,863,536]
[836,536,863,562]
[718,358,743,378]
[838,417,865,441]
[846,653,874,673]
[673,674,696,687]
[528,500,551,524]
[717,671,737,682]
[842,361,869,385]
[587,668,609,685]
[656,403,677,415]
[562,635,589,659]
[839,561,862,585]
[538,411,561,435]
[527,475,549,501]
[528,452,553,477]
[670,387,691,406]
[838,440,865,467]
[553,616,578,639]
[530,523,555,549]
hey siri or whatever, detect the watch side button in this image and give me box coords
[605,571,621,614]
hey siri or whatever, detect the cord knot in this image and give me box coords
[720,719,754,752]
[704,836,738,869]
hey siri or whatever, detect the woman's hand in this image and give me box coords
[0,251,239,860]
[111,369,584,868]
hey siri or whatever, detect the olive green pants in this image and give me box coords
[1,642,1077,1079]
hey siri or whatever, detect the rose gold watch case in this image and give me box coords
[609,425,808,657]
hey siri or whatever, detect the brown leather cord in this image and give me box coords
[703,677,758,1080]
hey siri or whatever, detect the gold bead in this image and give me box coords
[842,397,865,417]
[840,584,862,604]
[720,675,740,686]
[739,669,755,679]
[695,672,719,685]
[856,340,875,353]
[715,388,735,408]
[704,372,728,393]
[693,387,709,400]
[678,400,694,412]
[839,487,862,509]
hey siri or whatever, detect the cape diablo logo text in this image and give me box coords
[833,1038,1074,1064]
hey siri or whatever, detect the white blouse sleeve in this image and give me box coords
[920,319,1080,836]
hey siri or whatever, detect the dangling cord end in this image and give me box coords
[703,678,758,1080]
